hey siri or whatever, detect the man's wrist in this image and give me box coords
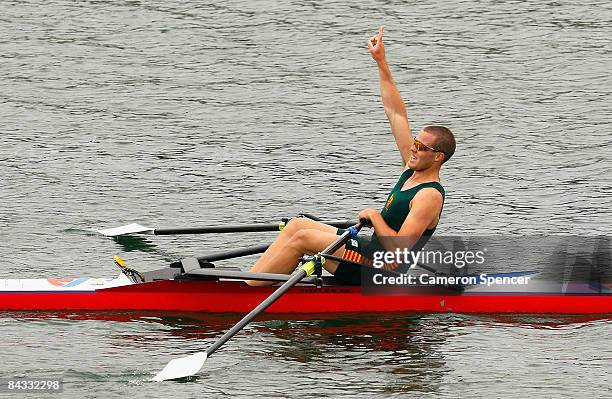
[376,58,388,68]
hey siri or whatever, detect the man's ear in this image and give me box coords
[435,152,445,163]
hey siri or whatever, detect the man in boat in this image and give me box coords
[248,26,456,285]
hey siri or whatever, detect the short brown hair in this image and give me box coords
[424,125,456,164]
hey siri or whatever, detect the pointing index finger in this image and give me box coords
[378,25,384,38]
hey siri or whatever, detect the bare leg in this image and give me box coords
[247,219,347,286]
[250,218,338,272]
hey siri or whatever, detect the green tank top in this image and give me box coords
[347,169,445,256]
[363,168,445,270]
[378,168,445,235]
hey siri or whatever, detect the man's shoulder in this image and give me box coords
[413,186,444,204]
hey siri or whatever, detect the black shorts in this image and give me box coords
[332,229,374,285]
[332,229,406,285]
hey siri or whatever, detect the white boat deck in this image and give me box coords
[0,274,134,292]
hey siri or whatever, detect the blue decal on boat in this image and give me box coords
[62,278,88,287]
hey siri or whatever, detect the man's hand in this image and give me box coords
[358,208,380,228]
[367,26,386,63]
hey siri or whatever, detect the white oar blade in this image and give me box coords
[97,223,153,237]
[152,352,207,382]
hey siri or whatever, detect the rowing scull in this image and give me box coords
[1,266,610,314]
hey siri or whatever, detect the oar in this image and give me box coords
[97,220,354,237]
[152,220,367,382]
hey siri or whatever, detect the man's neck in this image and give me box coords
[409,167,441,182]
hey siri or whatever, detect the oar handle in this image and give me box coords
[358,218,372,228]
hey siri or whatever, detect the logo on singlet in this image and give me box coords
[385,194,394,210]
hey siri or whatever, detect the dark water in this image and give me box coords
[1,0,611,397]
[2,312,611,398]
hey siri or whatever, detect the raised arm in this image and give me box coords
[368,26,413,167]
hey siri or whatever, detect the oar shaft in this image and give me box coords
[321,229,355,254]
[205,224,363,358]
[154,224,282,235]
[154,220,354,235]
[206,269,307,356]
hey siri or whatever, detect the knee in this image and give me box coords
[287,229,313,252]
[283,217,309,235]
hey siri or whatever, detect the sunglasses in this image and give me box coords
[413,137,440,153]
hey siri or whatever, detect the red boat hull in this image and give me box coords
[1,280,611,314]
